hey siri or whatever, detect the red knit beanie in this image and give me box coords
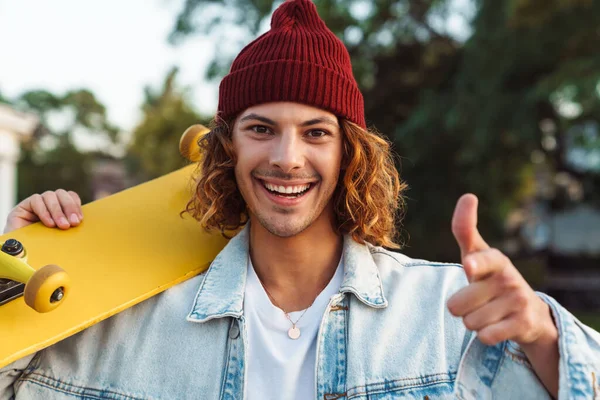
[217,0,366,128]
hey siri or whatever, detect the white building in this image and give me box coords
[0,104,39,228]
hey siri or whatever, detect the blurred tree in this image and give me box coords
[169,0,600,261]
[0,90,12,105]
[127,67,212,181]
[13,89,120,204]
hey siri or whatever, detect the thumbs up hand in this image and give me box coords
[447,194,557,347]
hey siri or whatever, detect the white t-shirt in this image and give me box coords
[244,257,344,400]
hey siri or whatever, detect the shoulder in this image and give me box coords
[0,271,210,378]
[366,243,468,299]
[46,270,211,352]
[17,270,227,397]
[346,242,470,366]
[367,243,464,271]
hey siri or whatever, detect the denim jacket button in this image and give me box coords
[229,322,240,339]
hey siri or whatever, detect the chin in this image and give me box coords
[256,215,314,238]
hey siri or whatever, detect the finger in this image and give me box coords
[462,248,509,282]
[67,191,83,219]
[41,191,70,229]
[476,316,521,346]
[27,194,56,228]
[452,194,489,259]
[461,291,523,332]
[9,208,38,223]
[447,279,499,317]
[3,208,40,233]
[56,189,81,226]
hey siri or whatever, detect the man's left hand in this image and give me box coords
[446,194,557,347]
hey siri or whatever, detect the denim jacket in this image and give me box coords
[2,225,600,399]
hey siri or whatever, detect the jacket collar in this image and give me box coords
[339,236,388,308]
[187,225,387,323]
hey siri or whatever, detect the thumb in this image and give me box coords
[451,194,489,259]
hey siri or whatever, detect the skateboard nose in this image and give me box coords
[179,124,210,162]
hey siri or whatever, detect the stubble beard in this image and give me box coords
[250,182,338,238]
[249,193,325,238]
[239,167,340,238]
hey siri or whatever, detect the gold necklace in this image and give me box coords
[249,252,334,340]
[254,269,329,340]
[261,284,313,340]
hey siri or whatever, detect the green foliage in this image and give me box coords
[17,89,120,142]
[18,142,94,203]
[0,90,12,105]
[383,0,600,259]
[127,67,212,180]
[574,311,600,332]
[13,89,119,204]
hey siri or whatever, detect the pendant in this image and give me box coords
[288,325,301,340]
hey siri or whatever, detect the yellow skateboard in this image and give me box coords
[0,125,228,369]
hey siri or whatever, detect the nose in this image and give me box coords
[269,129,304,173]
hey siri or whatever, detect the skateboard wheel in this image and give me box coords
[179,124,210,162]
[24,264,70,313]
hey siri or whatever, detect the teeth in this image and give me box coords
[264,182,310,194]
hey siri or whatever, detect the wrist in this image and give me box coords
[520,301,558,355]
[518,301,560,399]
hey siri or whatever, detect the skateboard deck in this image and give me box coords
[0,131,229,368]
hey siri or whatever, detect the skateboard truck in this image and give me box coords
[0,239,70,313]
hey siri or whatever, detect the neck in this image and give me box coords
[249,212,343,312]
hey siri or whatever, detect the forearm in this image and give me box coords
[520,304,559,399]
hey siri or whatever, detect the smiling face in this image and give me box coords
[231,102,343,238]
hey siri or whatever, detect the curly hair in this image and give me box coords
[184,117,407,248]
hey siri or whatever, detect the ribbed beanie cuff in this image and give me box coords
[219,60,365,128]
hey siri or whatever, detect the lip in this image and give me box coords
[254,178,317,207]
[255,176,317,186]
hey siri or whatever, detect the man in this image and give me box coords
[2,0,599,399]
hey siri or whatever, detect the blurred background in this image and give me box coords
[1,0,598,329]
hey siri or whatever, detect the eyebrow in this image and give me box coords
[239,114,276,125]
[239,113,339,128]
[301,117,339,128]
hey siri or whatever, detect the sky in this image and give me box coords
[0,0,221,136]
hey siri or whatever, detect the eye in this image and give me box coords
[306,130,328,138]
[250,125,272,134]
